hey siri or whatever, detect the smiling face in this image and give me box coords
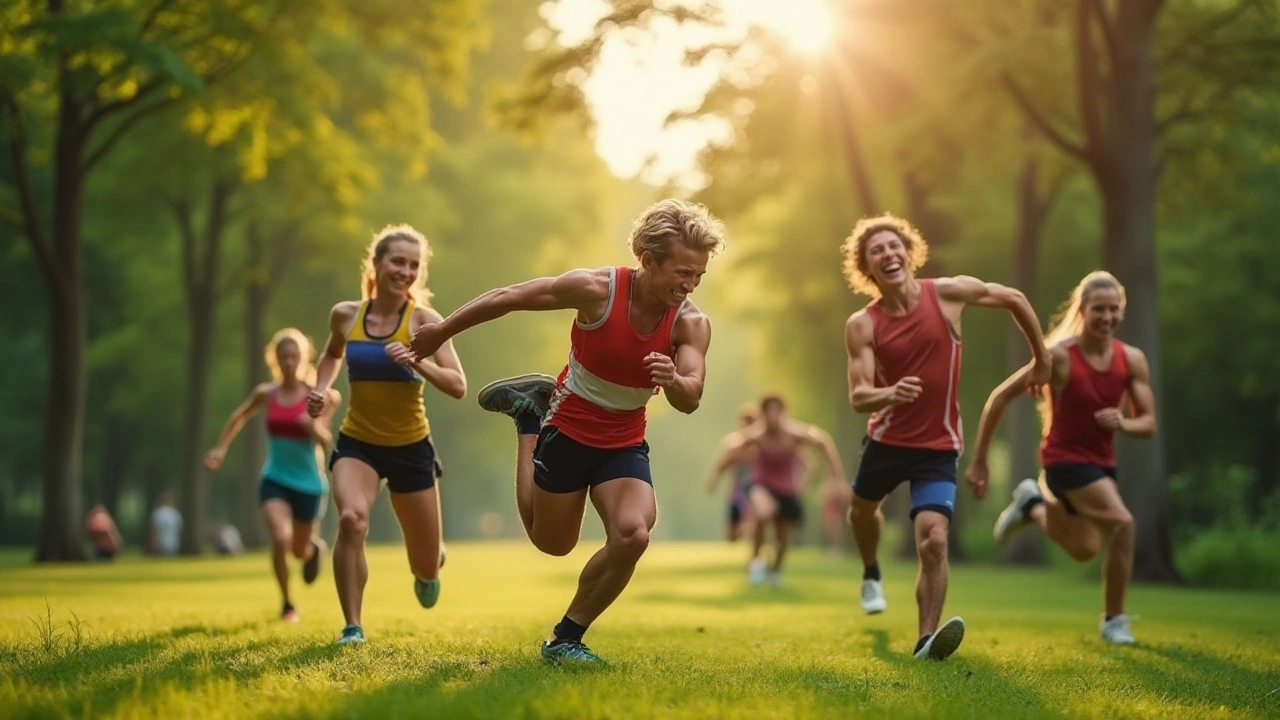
[863,230,912,292]
[374,238,421,300]
[1079,286,1124,340]
[641,243,710,307]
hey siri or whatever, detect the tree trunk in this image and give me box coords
[1002,156,1050,565]
[1248,394,1279,516]
[35,79,88,562]
[239,221,269,549]
[177,180,233,555]
[1094,2,1178,583]
[96,416,138,516]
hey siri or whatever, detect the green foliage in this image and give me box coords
[1178,525,1280,592]
[1,543,1278,718]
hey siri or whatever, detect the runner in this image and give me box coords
[966,270,1154,645]
[842,213,1050,660]
[409,198,724,665]
[206,328,338,621]
[705,405,760,543]
[306,224,466,644]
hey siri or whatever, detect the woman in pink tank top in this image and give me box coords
[967,271,1157,646]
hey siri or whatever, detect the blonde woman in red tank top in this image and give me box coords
[409,199,725,666]
[841,213,1050,661]
[966,271,1156,645]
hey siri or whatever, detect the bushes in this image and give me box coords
[1169,464,1280,590]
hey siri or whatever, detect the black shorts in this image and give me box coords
[259,478,324,523]
[533,425,651,494]
[728,501,744,525]
[766,488,804,524]
[329,432,440,494]
[852,438,959,520]
[1044,463,1116,515]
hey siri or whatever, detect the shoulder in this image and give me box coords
[557,267,613,295]
[330,301,361,323]
[845,309,874,343]
[933,275,983,301]
[252,382,275,398]
[1121,342,1149,375]
[413,305,444,326]
[676,299,709,328]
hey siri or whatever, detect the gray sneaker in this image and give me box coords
[914,616,965,661]
[477,373,557,418]
[993,478,1043,545]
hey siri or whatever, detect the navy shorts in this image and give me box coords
[765,488,804,524]
[1044,463,1116,515]
[533,425,652,494]
[852,438,958,519]
[259,478,324,523]
[329,432,440,494]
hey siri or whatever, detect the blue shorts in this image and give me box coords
[852,438,958,519]
[260,478,325,523]
[533,425,651,494]
[329,432,440,494]
[1044,463,1116,515]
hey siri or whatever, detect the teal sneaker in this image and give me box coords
[541,639,607,666]
[477,373,557,418]
[414,576,441,609]
[337,625,365,645]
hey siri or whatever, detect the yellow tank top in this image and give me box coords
[339,300,430,446]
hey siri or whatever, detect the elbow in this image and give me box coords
[676,398,700,414]
[448,380,467,400]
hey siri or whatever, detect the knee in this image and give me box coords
[270,528,291,551]
[1066,540,1100,562]
[338,508,368,539]
[290,538,311,560]
[916,526,948,566]
[608,523,651,561]
[532,532,577,557]
[848,503,878,526]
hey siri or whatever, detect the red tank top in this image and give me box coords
[865,280,963,453]
[1041,339,1130,468]
[544,267,682,448]
[266,388,310,440]
[752,443,799,496]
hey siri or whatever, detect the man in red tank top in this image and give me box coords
[409,199,724,665]
[738,393,845,587]
[966,271,1156,645]
[842,213,1050,661]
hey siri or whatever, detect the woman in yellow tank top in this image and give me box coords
[306,225,466,645]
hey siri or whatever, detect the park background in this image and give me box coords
[1,0,1278,592]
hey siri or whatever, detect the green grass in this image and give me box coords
[1,542,1277,719]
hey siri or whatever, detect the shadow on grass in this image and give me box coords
[1111,641,1280,713]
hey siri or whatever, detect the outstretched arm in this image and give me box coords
[706,435,746,493]
[205,385,271,472]
[651,309,711,414]
[410,269,609,360]
[965,348,1062,499]
[938,276,1050,387]
[386,307,467,399]
[797,423,845,489]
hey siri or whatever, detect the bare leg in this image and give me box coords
[262,500,294,606]
[771,518,793,572]
[913,511,950,638]
[331,459,381,627]
[290,519,316,561]
[389,486,442,581]
[1061,479,1134,618]
[848,496,883,569]
[1029,493,1101,562]
[561,478,656,629]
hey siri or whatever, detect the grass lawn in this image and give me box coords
[1,541,1277,719]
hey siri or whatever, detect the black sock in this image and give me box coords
[552,615,587,644]
[1105,615,1116,622]
[516,411,541,436]
[863,562,881,582]
[1022,496,1045,520]
[914,634,930,654]
[283,601,294,613]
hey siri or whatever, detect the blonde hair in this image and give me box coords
[265,328,317,386]
[362,224,433,305]
[840,213,930,298]
[1037,270,1127,431]
[628,199,725,263]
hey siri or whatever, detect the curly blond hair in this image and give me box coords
[628,199,726,263]
[840,213,930,298]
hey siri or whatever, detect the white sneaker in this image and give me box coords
[748,558,767,586]
[914,616,965,660]
[860,579,887,614]
[993,478,1043,545]
[1100,614,1136,645]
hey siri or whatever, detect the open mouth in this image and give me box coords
[672,289,688,300]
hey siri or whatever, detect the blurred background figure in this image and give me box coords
[84,504,123,561]
[148,492,183,557]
